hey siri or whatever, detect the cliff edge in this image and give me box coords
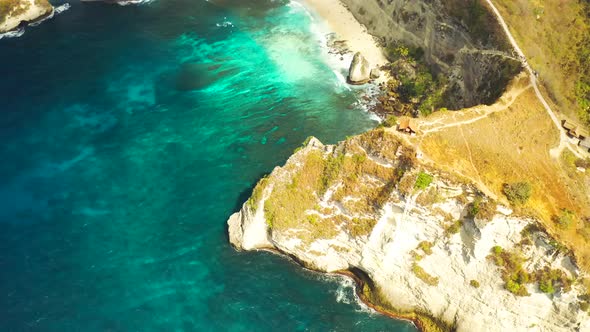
[228,130,590,331]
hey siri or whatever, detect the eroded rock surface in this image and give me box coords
[228,130,590,331]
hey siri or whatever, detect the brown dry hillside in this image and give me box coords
[402,73,590,274]
[493,0,590,127]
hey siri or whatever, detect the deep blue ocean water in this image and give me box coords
[0,1,415,331]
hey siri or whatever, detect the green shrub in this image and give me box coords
[414,172,434,190]
[536,266,572,294]
[382,115,398,128]
[468,196,496,221]
[489,247,532,296]
[446,220,463,235]
[502,182,532,205]
[418,241,434,255]
[470,280,480,288]
[306,214,319,225]
[412,263,439,286]
[553,209,576,230]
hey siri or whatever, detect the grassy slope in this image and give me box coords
[417,74,590,278]
[493,0,590,127]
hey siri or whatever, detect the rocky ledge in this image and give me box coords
[228,129,590,331]
[0,0,53,34]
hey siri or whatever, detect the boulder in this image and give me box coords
[348,52,371,84]
[370,67,381,79]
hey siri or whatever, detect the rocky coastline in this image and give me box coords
[228,133,590,331]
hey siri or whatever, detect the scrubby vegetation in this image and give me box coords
[381,115,398,128]
[489,246,531,296]
[412,262,439,286]
[536,266,572,294]
[262,129,418,242]
[445,0,510,50]
[445,220,463,236]
[417,241,434,255]
[0,0,30,24]
[571,2,590,126]
[502,182,532,205]
[468,195,496,221]
[489,246,573,297]
[414,172,434,190]
[380,44,448,117]
[470,280,480,288]
[579,294,590,314]
[553,209,576,230]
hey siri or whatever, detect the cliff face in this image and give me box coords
[228,130,590,331]
[338,0,521,109]
[0,0,53,33]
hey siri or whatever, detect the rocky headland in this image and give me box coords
[0,0,53,33]
[228,130,590,331]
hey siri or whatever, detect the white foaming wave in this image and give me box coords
[30,3,70,27]
[216,17,234,28]
[55,3,71,14]
[0,28,25,40]
[114,0,154,6]
[287,0,315,21]
[318,273,377,314]
[288,0,364,95]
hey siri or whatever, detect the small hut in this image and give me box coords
[398,117,419,134]
[580,138,590,152]
[562,120,577,131]
[574,127,589,140]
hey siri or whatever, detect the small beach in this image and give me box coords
[301,0,389,72]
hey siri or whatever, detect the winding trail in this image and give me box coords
[484,0,570,158]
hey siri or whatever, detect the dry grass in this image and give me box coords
[493,0,590,125]
[414,75,590,273]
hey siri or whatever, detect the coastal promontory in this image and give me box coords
[0,0,53,33]
[228,129,590,331]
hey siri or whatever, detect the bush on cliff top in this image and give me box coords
[502,182,532,205]
[414,172,433,190]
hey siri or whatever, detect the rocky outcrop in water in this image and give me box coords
[228,130,590,331]
[0,0,53,33]
[339,0,522,109]
[348,52,372,84]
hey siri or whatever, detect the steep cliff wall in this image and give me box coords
[228,130,590,331]
[339,0,521,109]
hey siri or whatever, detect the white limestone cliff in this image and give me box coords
[228,133,590,331]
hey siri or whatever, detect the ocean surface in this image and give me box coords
[0,1,415,331]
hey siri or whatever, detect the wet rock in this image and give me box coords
[348,52,371,84]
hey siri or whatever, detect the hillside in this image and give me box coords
[493,0,590,127]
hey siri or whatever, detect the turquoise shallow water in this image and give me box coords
[0,1,415,331]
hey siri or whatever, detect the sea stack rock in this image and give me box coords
[348,52,371,84]
[0,0,53,34]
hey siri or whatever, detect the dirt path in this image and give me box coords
[484,0,573,159]
[419,79,531,135]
